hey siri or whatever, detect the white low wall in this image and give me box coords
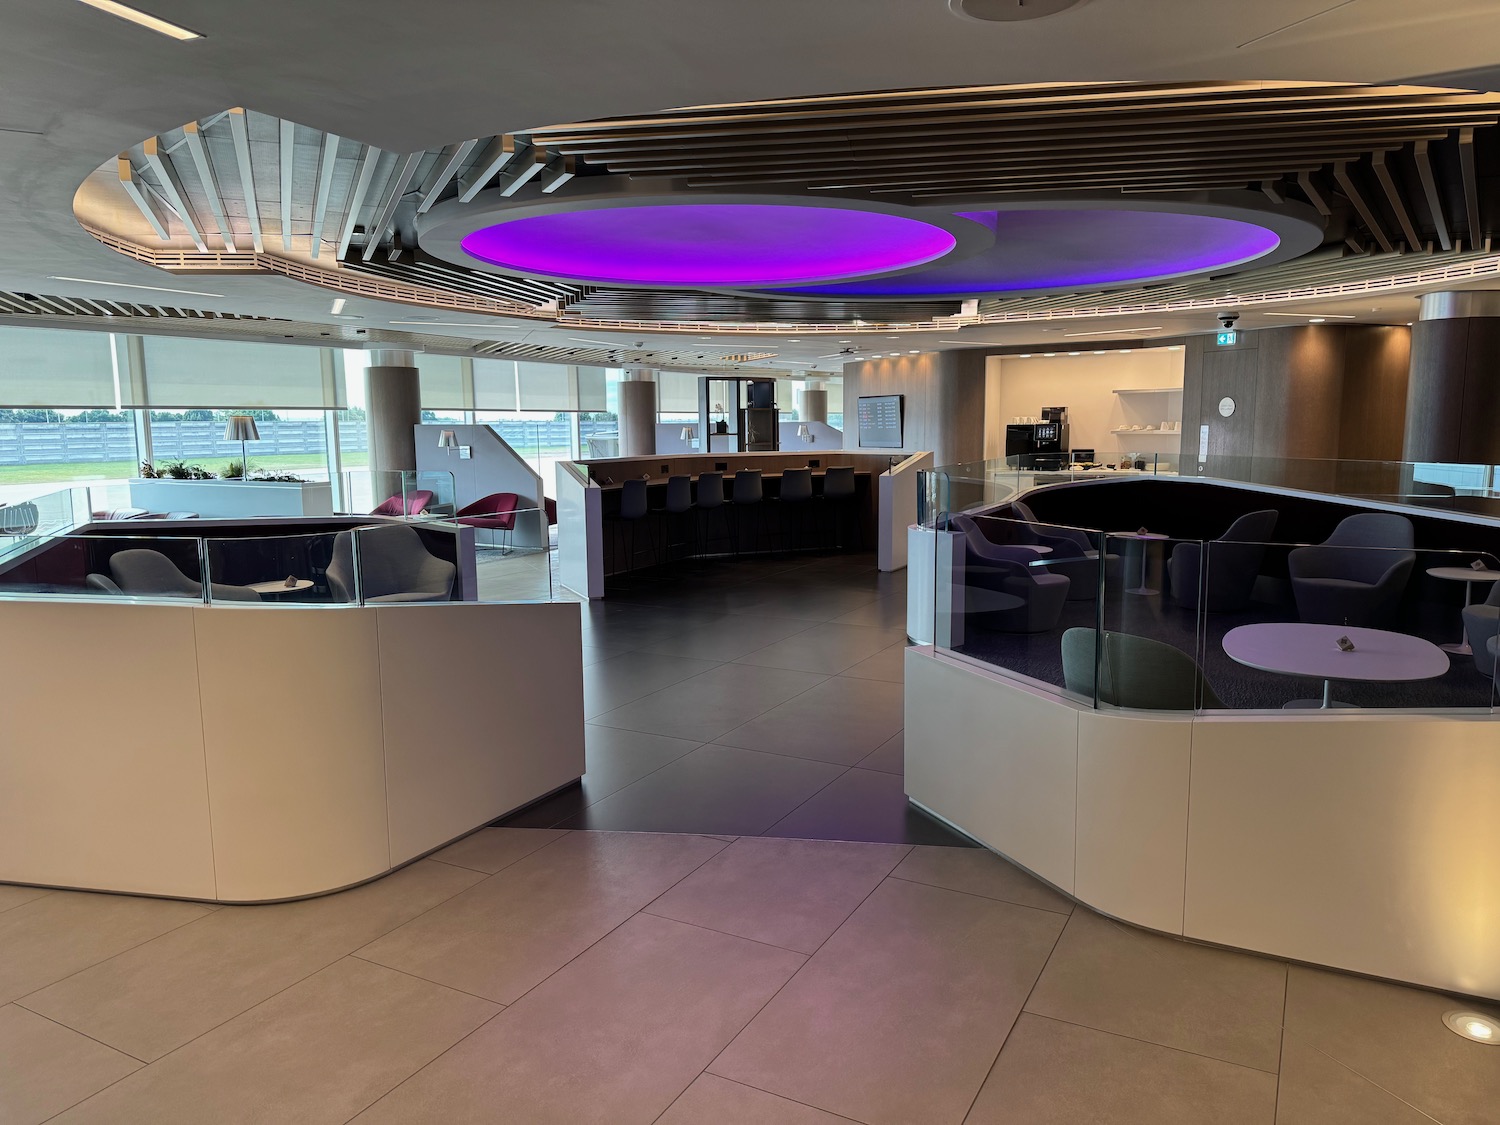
[905,647,1500,999]
[128,478,334,518]
[0,599,584,902]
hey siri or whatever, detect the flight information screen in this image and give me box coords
[857,394,904,448]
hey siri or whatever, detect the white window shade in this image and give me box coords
[134,336,344,409]
[516,362,578,411]
[656,371,700,414]
[417,354,467,411]
[825,377,844,415]
[472,358,517,411]
[775,377,799,413]
[575,366,608,412]
[0,326,119,408]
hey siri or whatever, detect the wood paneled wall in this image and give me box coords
[1404,317,1500,463]
[1179,325,1412,466]
[844,350,986,466]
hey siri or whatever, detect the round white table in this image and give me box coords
[1222,623,1449,709]
[248,578,314,597]
[1116,532,1170,595]
[1425,566,1500,655]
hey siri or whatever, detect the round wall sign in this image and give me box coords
[1218,397,1237,418]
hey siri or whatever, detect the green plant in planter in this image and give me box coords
[139,460,162,479]
[160,460,214,480]
[221,460,247,480]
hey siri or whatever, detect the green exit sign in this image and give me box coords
[1216,330,1238,346]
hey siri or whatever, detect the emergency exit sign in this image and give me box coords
[1216,330,1238,346]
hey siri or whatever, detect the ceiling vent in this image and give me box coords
[949,0,1089,21]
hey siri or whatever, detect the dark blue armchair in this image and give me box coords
[952,514,1070,633]
[1288,513,1415,628]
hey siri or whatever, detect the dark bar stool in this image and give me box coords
[820,465,863,551]
[694,471,729,555]
[656,474,694,563]
[732,469,766,554]
[608,477,654,574]
[777,467,814,553]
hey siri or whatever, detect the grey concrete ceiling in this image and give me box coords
[2,0,1500,366]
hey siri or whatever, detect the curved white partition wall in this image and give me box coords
[0,599,584,902]
[905,647,1500,1001]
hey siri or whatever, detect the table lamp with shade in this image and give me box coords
[222,414,260,482]
[797,422,814,445]
[437,429,459,455]
[680,424,697,451]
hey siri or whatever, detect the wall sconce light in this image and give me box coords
[797,422,814,444]
[680,425,698,450]
[437,429,459,455]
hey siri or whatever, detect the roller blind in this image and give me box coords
[417,354,466,411]
[656,371,700,413]
[0,325,118,408]
[133,336,344,409]
[575,366,608,412]
[473,358,517,411]
[516,362,576,411]
[825,377,844,415]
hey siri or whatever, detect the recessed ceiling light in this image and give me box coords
[787,338,801,343]
[1063,327,1164,337]
[388,320,497,327]
[1093,350,1107,354]
[1043,352,1057,357]
[75,0,202,40]
[1068,351,1082,356]
[1018,353,1033,358]
[909,349,920,354]
[330,298,346,314]
[1443,1010,1500,1044]
[1308,317,1326,323]
[1263,311,1356,320]
[47,275,224,298]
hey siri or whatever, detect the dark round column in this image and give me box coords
[1403,291,1500,463]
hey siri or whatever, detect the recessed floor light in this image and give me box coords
[76,0,202,40]
[1443,1010,1500,1044]
[48,275,224,298]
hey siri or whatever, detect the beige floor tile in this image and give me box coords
[0,884,52,913]
[839,642,907,684]
[1023,909,1286,1073]
[54,957,497,1125]
[0,891,210,1004]
[1276,1033,1437,1125]
[710,877,1065,1125]
[357,831,727,1003]
[427,827,568,874]
[21,859,483,1061]
[831,594,909,630]
[1282,964,1500,1125]
[856,730,904,775]
[735,622,899,675]
[714,676,905,765]
[657,1074,855,1124]
[0,1004,140,1124]
[890,846,1072,915]
[646,837,910,953]
[354,913,803,1125]
[967,1013,1278,1125]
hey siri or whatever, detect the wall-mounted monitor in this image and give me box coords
[857,394,904,448]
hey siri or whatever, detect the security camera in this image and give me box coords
[1218,312,1239,329]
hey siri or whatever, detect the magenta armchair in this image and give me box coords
[456,492,520,552]
[370,489,434,517]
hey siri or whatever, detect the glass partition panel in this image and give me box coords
[1096,529,1208,712]
[204,531,347,605]
[0,532,207,601]
[340,469,455,518]
[470,505,553,602]
[348,522,462,605]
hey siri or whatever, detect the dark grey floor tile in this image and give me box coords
[762,767,976,846]
[856,730,904,775]
[592,663,828,743]
[558,745,847,836]
[715,676,904,765]
[584,650,722,719]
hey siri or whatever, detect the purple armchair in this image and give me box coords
[456,492,520,551]
[370,489,434,517]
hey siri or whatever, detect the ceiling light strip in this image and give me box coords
[48,275,226,298]
[75,0,202,40]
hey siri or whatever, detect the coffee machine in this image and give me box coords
[1006,407,1070,469]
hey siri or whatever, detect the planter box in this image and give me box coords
[127,478,334,519]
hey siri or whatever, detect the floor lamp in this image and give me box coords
[223,414,260,481]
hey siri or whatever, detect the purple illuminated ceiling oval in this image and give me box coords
[458,203,959,287]
[766,209,1284,297]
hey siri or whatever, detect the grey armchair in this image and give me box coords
[1010,499,1121,601]
[1461,579,1500,677]
[1062,627,1224,710]
[1167,508,1279,612]
[952,514,1069,633]
[108,549,262,602]
[327,524,455,603]
[1287,513,1415,628]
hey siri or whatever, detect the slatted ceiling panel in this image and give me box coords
[338,254,581,306]
[563,291,959,323]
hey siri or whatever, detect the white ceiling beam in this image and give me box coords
[538,154,577,195]
[141,137,209,252]
[457,135,523,202]
[227,108,264,252]
[336,145,381,259]
[1334,159,1394,253]
[497,147,552,197]
[1371,150,1422,251]
[179,121,237,251]
[360,151,422,261]
[279,118,296,252]
[310,132,341,259]
[416,139,478,213]
[1412,140,1451,252]
[116,156,170,240]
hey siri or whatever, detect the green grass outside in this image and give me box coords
[0,451,368,485]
